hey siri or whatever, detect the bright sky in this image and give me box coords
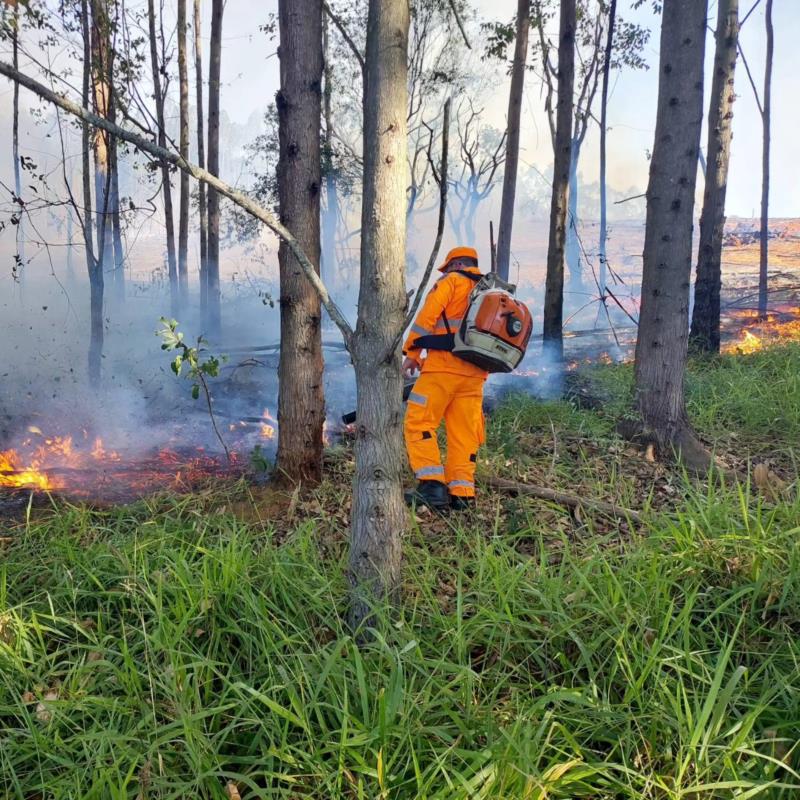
[209,0,799,218]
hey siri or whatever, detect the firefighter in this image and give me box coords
[402,246,487,512]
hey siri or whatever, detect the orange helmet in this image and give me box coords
[438,246,479,272]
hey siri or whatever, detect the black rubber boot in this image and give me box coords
[404,480,449,512]
[449,494,476,512]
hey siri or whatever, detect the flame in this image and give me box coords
[0,449,55,491]
[259,407,276,440]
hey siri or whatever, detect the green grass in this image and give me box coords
[1,344,799,799]
[588,343,800,464]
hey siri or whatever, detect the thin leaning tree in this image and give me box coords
[629,0,710,469]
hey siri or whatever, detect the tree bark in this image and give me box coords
[193,0,209,320]
[177,0,190,305]
[689,0,738,353]
[12,3,25,291]
[321,14,339,293]
[348,0,410,630]
[565,139,581,292]
[147,0,179,316]
[496,0,530,281]
[81,0,103,386]
[542,0,575,362]
[90,0,114,286]
[109,96,125,303]
[598,0,617,300]
[275,0,325,484]
[206,0,224,338]
[632,0,709,468]
[757,0,773,319]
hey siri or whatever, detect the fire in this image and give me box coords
[729,329,763,355]
[722,306,800,355]
[259,408,276,440]
[0,450,55,491]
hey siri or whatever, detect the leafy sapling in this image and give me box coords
[158,317,230,461]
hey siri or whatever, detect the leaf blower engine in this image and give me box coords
[413,272,534,373]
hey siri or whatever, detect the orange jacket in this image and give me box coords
[403,266,488,379]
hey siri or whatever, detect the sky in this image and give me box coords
[205,0,799,218]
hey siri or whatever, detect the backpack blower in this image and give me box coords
[411,271,533,373]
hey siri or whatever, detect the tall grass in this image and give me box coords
[1,478,799,798]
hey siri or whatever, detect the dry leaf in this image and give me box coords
[35,690,58,723]
[645,444,656,463]
[225,781,242,800]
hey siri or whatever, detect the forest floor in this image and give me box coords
[1,344,799,799]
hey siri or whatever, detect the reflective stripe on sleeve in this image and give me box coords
[448,480,474,490]
[408,392,427,406]
[411,323,429,336]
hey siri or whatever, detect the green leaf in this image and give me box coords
[191,384,200,400]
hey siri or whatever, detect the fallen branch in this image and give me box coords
[0,59,355,348]
[484,475,644,524]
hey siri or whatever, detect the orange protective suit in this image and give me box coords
[403,263,487,498]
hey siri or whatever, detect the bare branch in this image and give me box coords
[0,60,355,346]
[322,1,365,77]
[447,0,472,50]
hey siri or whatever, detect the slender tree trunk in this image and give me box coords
[689,0,738,352]
[109,103,125,302]
[465,194,480,246]
[107,0,123,303]
[206,0,223,337]
[496,0,530,281]
[194,0,208,320]
[757,0,773,318]
[177,0,190,306]
[565,139,582,292]
[147,0,179,316]
[12,3,25,292]
[321,15,339,293]
[542,0,575,362]
[632,0,709,468]
[598,0,617,300]
[275,0,325,484]
[349,0,410,629]
[82,0,103,386]
[90,0,114,285]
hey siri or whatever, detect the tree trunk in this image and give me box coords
[689,0,738,353]
[81,0,102,386]
[598,0,617,300]
[275,0,325,484]
[206,0,223,338]
[496,0,530,281]
[348,0,409,629]
[12,3,25,292]
[565,139,582,293]
[193,0,208,320]
[632,0,709,468]
[177,0,190,305]
[757,0,773,318]
[321,15,339,292]
[147,0,178,316]
[542,0,575,362]
[90,0,114,285]
[109,100,125,303]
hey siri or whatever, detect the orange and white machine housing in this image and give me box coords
[452,274,533,373]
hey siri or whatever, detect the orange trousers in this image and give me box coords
[404,371,485,497]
